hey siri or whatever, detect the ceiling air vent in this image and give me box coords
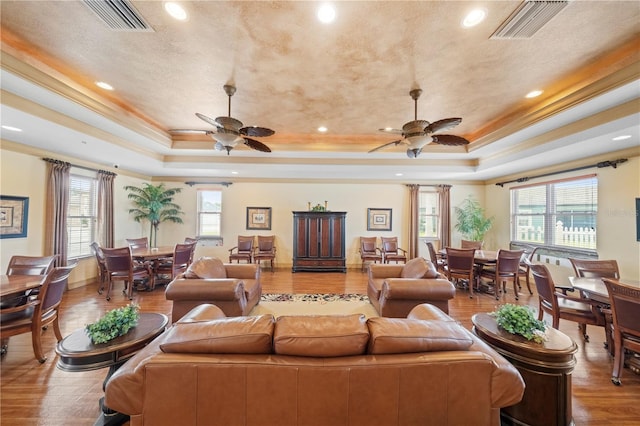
[83,0,153,31]
[490,1,568,39]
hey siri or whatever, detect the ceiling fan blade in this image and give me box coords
[431,134,470,146]
[244,138,272,153]
[425,118,462,134]
[196,113,223,129]
[378,128,404,135]
[368,140,403,153]
[168,129,214,135]
[240,126,275,137]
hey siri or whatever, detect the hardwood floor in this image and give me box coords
[1,268,639,425]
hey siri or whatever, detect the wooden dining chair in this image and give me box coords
[184,237,198,263]
[102,246,154,300]
[528,261,605,341]
[461,240,484,250]
[0,264,76,363]
[444,247,476,298]
[602,278,640,386]
[359,237,382,272]
[517,245,539,295]
[155,242,195,283]
[425,241,446,273]
[126,237,149,250]
[478,249,524,300]
[229,236,254,264]
[381,237,407,264]
[90,242,109,295]
[254,235,277,272]
[3,254,59,308]
[569,258,620,279]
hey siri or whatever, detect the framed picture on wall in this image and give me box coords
[247,207,272,230]
[367,208,392,231]
[0,195,29,239]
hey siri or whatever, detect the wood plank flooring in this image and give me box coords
[1,268,639,425]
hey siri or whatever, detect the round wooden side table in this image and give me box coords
[472,313,578,426]
[56,312,168,426]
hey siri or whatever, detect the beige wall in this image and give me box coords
[2,146,638,287]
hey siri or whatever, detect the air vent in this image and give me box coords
[490,1,568,39]
[83,0,153,31]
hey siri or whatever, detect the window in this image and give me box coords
[418,191,439,238]
[511,175,597,250]
[197,189,222,237]
[67,172,97,258]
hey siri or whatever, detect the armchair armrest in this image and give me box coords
[368,264,404,280]
[382,279,455,301]
[166,279,245,302]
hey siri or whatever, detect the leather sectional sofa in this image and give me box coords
[105,303,525,426]
[368,257,456,317]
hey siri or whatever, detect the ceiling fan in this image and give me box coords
[369,88,470,158]
[170,84,275,155]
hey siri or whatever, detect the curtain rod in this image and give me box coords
[404,184,452,188]
[495,158,627,187]
[42,158,117,176]
[185,181,233,187]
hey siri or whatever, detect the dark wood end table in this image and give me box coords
[56,312,168,426]
[472,313,578,426]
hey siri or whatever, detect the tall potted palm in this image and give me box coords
[124,183,184,248]
[454,196,494,243]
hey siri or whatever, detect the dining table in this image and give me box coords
[438,249,498,264]
[130,245,175,261]
[1,274,45,299]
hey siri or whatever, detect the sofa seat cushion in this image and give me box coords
[184,257,227,279]
[367,317,473,354]
[274,314,369,357]
[401,257,439,279]
[160,314,274,354]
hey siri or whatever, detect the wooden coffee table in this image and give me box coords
[56,312,168,426]
[472,313,578,426]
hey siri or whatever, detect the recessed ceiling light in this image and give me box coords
[164,2,188,21]
[318,126,328,132]
[96,81,114,91]
[384,127,393,131]
[395,173,403,177]
[525,90,543,98]
[612,135,631,141]
[317,4,336,23]
[1,125,22,132]
[462,8,487,28]
[231,171,239,175]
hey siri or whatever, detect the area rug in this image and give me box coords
[249,293,378,318]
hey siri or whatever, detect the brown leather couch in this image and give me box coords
[368,258,456,317]
[165,258,261,320]
[105,303,525,426]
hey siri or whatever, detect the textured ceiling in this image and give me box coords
[0,1,639,182]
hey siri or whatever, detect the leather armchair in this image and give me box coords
[368,258,455,317]
[165,259,261,321]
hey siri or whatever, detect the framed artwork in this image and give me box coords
[0,195,29,239]
[367,208,392,231]
[246,207,272,230]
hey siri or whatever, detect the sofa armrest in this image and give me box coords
[368,264,404,280]
[166,279,245,302]
[175,304,227,324]
[381,279,455,301]
[224,263,260,280]
[407,303,457,322]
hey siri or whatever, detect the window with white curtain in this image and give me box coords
[418,191,440,238]
[67,170,97,258]
[197,189,222,237]
[510,175,598,250]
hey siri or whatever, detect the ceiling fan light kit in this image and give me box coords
[370,88,470,158]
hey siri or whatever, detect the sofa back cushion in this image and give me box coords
[184,257,227,279]
[367,317,473,354]
[160,314,274,354]
[274,314,369,357]
[400,257,439,279]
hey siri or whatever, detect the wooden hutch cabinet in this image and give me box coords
[292,211,347,272]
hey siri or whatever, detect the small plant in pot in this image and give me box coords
[85,303,140,344]
[491,304,547,343]
[454,196,494,243]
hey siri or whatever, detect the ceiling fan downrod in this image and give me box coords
[410,89,422,121]
[223,84,236,117]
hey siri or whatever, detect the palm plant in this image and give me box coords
[124,183,184,247]
[454,196,494,242]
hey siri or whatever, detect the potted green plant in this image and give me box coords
[491,304,547,343]
[85,303,140,344]
[124,183,184,248]
[454,196,494,243]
